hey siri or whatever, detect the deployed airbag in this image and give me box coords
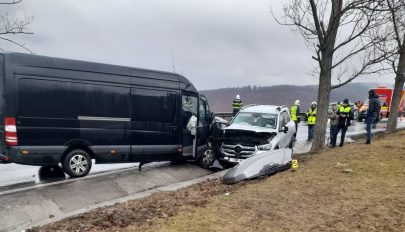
[223,148,292,184]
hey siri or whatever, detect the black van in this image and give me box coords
[0,53,213,177]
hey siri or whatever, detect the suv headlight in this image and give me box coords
[257,144,272,151]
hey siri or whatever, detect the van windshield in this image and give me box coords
[232,112,277,129]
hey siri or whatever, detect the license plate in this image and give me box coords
[229,157,243,163]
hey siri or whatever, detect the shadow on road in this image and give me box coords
[38,166,66,183]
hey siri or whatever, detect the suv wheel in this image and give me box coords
[62,149,92,178]
[199,147,215,169]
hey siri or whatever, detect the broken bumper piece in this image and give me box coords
[222,148,292,184]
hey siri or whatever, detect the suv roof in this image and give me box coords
[240,105,287,114]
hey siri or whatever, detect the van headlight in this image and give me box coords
[257,144,272,151]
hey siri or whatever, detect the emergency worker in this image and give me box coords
[232,94,243,116]
[306,102,317,142]
[331,99,352,147]
[290,100,301,137]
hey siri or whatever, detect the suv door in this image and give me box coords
[282,111,294,146]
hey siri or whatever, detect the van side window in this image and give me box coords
[132,88,176,123]
[18,79,129,119]
[199,98,207,126]
[182,94,198,129]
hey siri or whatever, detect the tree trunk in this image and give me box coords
[310,0,341,152]
[311,58,332,152]
[387,37,405,133]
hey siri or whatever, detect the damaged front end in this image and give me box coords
[220,126,277,163]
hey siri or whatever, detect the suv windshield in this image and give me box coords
[232,112,277,129]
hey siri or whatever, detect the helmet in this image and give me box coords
[311,101,317,106]
[236,94,240,100]
[343,99,349,104]
[294,100,300,105]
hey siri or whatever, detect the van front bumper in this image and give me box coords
[6,146,65,166]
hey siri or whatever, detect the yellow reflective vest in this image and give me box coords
[339,105,351,114]
[290,105,298,122]
[232,100,243,110]
[307,108,316,125]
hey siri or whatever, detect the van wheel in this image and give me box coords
[62,149,92,178]
[198,148,215,169]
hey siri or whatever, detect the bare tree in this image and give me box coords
[274,0,388,152]
[0,0,33,52]
[378,0,405,133]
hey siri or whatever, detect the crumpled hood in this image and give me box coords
[225,123,277,133]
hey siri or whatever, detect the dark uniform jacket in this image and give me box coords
[367,92,380,117]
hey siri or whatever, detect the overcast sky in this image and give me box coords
[0,0,394,90]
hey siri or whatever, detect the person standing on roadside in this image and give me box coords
[332,99,352,147]
[306,102,317,142]
[232,94,243,116]
[290,100,301,139]
[328,103,339,147]
[366,90,380,144]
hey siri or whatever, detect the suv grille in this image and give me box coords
[221,144,256,158]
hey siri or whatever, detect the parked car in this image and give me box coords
[0,52,213,177]
[219,105,296,164]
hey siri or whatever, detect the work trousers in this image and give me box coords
[366,115,378,143]
[332,124,348,147]
[329,124,337,145]
[307,125,314,141]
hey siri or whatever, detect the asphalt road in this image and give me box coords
[0,118,404,189]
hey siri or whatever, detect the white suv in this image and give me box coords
[220,105,296,164]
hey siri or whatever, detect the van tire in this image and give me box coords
[62,149,92,178]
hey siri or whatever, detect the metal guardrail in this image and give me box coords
[214,112,234,121]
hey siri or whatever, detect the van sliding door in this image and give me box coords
[130,87,181,161]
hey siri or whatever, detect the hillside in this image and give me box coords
[201,83,389,112]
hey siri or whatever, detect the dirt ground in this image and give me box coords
[30,131,405,232]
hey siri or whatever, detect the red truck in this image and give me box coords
[358,87,405,121]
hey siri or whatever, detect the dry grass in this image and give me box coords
[139,131,405,232]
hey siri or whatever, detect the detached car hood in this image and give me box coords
[225,123,277,133]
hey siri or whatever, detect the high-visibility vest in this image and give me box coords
[290,105,298,122]
[232,99,243,110]
[339,105,351,115]
[307,108,317,125]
